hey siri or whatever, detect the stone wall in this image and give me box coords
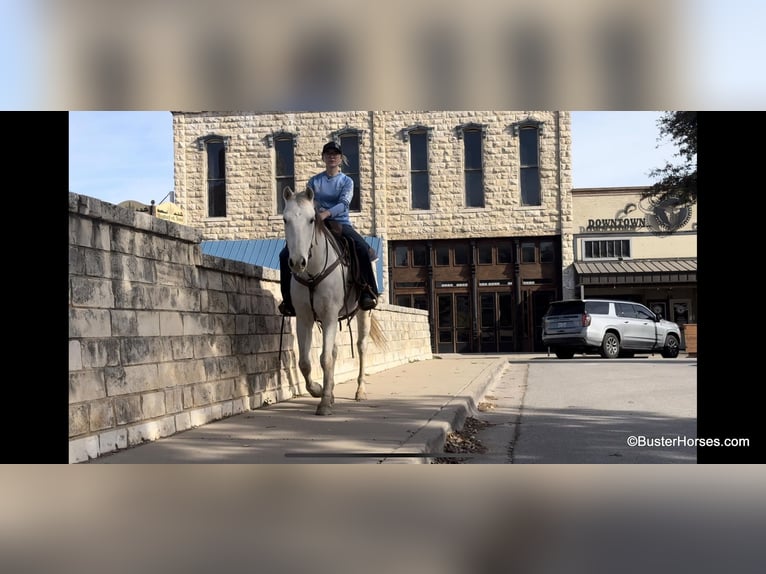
[68,193,432,463]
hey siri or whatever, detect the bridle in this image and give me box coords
[278,201,360,389]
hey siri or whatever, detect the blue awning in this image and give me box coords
[201,237,385,292]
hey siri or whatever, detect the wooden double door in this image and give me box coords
[434,288,556,353]
[435,291,514,353]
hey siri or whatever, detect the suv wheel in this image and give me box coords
[554,348,575,359]
[661,334,680,358]
[600,332,620,359]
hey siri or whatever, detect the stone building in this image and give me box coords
[172,111,574,352]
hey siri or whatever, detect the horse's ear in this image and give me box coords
[283,186,294,201]
[304,185,314,202]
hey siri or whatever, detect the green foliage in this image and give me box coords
[642,111,697,206]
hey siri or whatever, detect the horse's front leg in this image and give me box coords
[296,315,322,398]
[316,320,338,415]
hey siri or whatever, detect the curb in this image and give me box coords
[381,356,510,464]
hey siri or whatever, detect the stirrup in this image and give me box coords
[278,301,296,316]
[359,293,377,311]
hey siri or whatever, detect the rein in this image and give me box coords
[292,223,346,321]
[292,217,358,353]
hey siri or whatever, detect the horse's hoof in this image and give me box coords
[354,391,367,401]
[307,382,323,398]
[315,404,333,416]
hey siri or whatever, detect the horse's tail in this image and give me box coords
[369,312,388,351]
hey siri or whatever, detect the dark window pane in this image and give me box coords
[540,241,554,262]
[275,139,294,176]
[276,178,294,214]
[633,304,653,320]
[455,295,470,328]
[521,242,535,263]
[208,141,226,178]
[497,244,512,264]
[438,295,452,327]
[616,303,636,318]
[208,179,226,217]
[410,130,430,209]
[585,301,610,315]
[478,245,492,264]
[395,245,408,266]
[411,172,429,209]
[396,295,411,307]
[349,173,361,211]
[436,246,449,265]
[465,171,484,207]
[340,135,361,211]
[207,140,227,217]
[481,294,495,327]
[454,244,469,265]
[275,136,295,214]
[521,167,540,205]
[519,127,538,166]
[410,131,428,170]
[498,294,513,326]
[413,295,428,310]
[622,240,631,257]
[412,245,427,266]
[464,130,482,169]
[341,135,359,168]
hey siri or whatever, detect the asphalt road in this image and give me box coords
[465,355,698,463]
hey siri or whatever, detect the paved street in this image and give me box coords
[465,355,698,463]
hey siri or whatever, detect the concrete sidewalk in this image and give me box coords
[88,354,515,464]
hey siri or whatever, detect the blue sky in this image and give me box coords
[67,111,680,207]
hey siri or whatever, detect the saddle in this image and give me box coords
[324,220,376,296]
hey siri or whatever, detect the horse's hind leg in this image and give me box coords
[354,311,371,401]
[296,315,322,398]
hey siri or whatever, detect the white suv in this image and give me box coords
[542,299,682,359]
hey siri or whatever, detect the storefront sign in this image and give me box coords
[587,217,645,230]
[586,196,693,234]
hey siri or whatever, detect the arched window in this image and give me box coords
[456,122,487,208]
[271,131,296,214]
[197,135,229,217]
[512,118,544,206]
[403,125,433,210]
[332,127,364,211]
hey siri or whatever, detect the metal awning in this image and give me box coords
[201,237,385,293]
[574,258,697,286]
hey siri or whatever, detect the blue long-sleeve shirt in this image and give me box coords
[307,171,354,225]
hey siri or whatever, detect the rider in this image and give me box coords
[278,140,379,316]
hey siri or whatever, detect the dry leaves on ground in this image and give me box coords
[431,416,493,464]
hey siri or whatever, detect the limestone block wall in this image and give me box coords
[68,193,432,463]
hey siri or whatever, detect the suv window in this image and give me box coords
[616,302,636,318]
[546,301,585,316]
[632,304,655,320]
[584,301,610,315]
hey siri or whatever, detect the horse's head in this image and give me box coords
[282,185,318,273]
